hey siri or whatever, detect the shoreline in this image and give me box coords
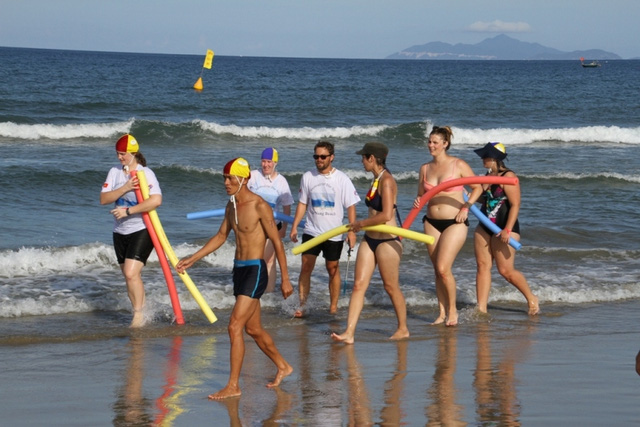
[2,300,639,425]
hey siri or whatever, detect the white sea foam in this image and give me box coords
[523,171,640,183]
[2,119,638,146]
[0,244,115,278]
[0,120,133,140]
[194,119,388,139]
[453,125,640,145]
[1,232,637,318]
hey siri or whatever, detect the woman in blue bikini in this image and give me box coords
[414,126,482,326]
[332,142,408,343]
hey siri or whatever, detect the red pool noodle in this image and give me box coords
[132,172,185,325]
[402,176,519,229]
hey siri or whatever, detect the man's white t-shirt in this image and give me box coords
[298,168,360,241]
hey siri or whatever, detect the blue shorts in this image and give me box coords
[233,259,268,299]
[301,233,344,261]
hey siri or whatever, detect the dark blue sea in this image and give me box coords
[0,46,639,325]
[2,46,640,426]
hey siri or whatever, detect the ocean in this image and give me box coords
[1,47,639,425]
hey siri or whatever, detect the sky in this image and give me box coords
[1,0,638,59]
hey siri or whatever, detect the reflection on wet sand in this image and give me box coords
[425,329,465,426]
[473,322,533,426]
[154,336,184,426]
[380,340,408,426]
[113,335,217,427]
[219,386,295,427]
[113,337,152,426]
[344,344,373,426]
[156,336,216,425]
[300,324,343,424]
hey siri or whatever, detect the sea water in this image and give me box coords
[0,47,639,333]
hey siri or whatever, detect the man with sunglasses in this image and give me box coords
[290,141,360,317]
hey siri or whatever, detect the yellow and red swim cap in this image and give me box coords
[115,134,139,153]
[223,158,251,178]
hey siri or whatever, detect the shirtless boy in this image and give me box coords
[176,158,294,400]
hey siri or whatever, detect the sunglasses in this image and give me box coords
[313,154,331,160]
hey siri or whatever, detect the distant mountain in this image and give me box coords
[386,34,621,60]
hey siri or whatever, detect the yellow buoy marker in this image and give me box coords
[193,49,214,90]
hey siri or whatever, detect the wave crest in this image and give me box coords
[0,120,133,140]
[193,119,387,139]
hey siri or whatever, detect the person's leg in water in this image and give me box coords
[331,241,376,343]
[376,239,408,339]
[325,259,341,314]
[208,295,293,400]
[492,232,539,315]
[474,226,494,314]
[426,222,467,326]
[295,253,317,317]
[120,258,146,328]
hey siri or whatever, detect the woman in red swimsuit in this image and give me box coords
[414,126,482,326]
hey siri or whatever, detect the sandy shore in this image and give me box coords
[2,300,640,426]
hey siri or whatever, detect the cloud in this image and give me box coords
[467,20,531,33]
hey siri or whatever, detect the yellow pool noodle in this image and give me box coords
[363,224,435,245]
[137,170,217,323]
[291,224,434,255]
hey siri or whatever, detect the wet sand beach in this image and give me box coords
[2,300,639,426]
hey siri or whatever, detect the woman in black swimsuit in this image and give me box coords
[332,142,408,344]
[473,142,539,316]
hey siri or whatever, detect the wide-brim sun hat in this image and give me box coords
[474,142,507,160]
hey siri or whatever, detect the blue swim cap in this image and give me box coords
[261,147,278,162]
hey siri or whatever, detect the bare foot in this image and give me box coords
[208,385,241,400]
[330,331,354,344]
[476,305,488,314]
[431,316,446,325]
[267,363,293,388]
[389,328,410,340]
[528,296,540,315]
[445,312,458,327]
[293,308,305,318]
[130,310,146,328]
[329,305,338,315]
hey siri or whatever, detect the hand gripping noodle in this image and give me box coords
[291,224,434,255]
[137,170,217,323]
[402,176,519,229]
[463,192,522,250]
[132,172,185,324]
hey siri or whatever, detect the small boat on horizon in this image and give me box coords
[580,57,601,68]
